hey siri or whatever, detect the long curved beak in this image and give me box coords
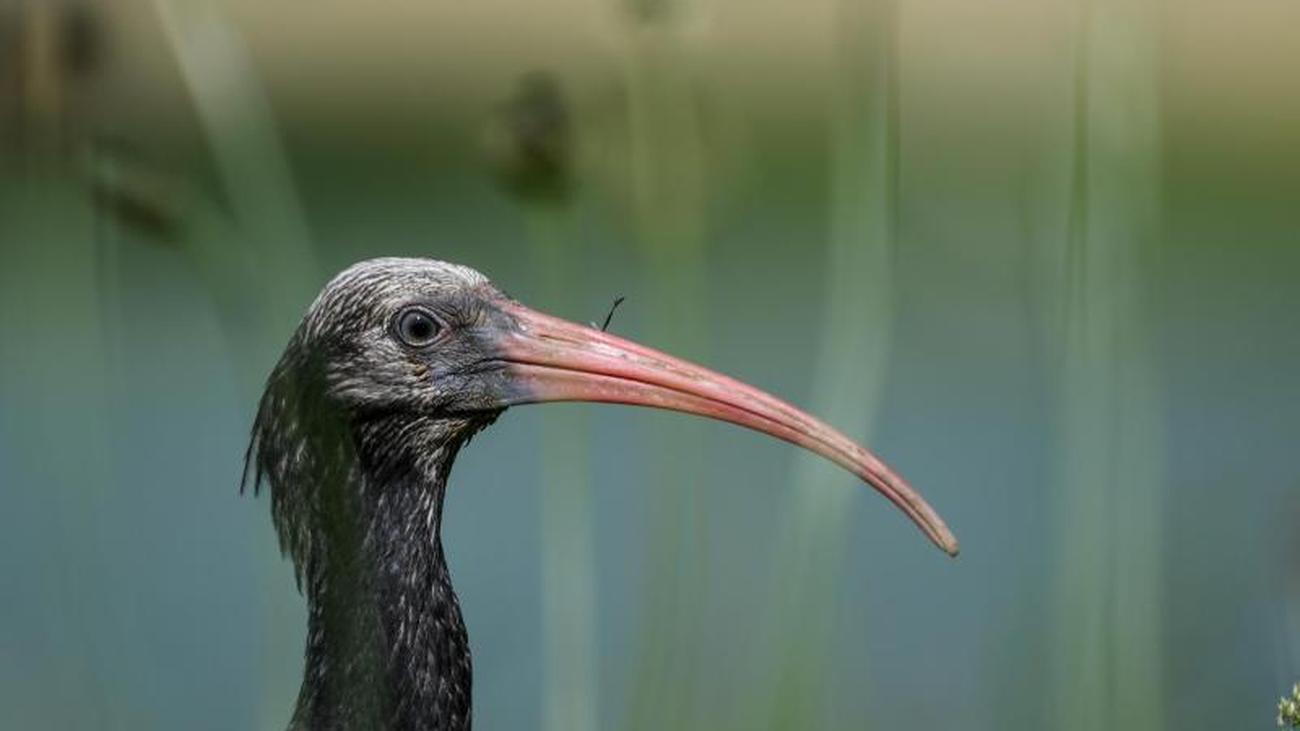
[487,299,959,557]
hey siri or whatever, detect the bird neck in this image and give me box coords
[292,423,474,731]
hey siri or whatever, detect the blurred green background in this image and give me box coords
[1,0,1298,729]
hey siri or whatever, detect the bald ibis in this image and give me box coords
[245,257,957,730]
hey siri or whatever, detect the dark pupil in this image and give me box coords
[401,311,437,343]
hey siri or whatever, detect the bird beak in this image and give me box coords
[486,299,959,557]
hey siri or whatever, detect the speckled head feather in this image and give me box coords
[244,258,504,731]
[244,258,499,579]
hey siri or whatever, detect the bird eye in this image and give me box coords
[394,307,443,348]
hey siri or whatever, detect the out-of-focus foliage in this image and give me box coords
[1280,684,1300,728]
[1,1,1298,730]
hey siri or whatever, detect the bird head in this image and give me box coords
[246,257,957,579]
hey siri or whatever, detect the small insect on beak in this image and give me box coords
[483,298,959,557]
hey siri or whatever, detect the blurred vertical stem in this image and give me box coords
[616,5,712,730]
[744,1,898,729]
[17,0,60,157]
[1049,0,1165,729]
[485,71,597,731]
[526,203,599,731]
[151,0,317,324]
[0,5,118,725]
[148,3,319,728]
[0,165,117,729]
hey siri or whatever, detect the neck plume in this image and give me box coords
[248,366,489,730]
[291,443,473,731]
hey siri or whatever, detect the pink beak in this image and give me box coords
[489,299,959,556]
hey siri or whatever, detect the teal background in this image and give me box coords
[1,1,1298,729]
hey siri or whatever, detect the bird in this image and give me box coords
[245,257,958,731]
